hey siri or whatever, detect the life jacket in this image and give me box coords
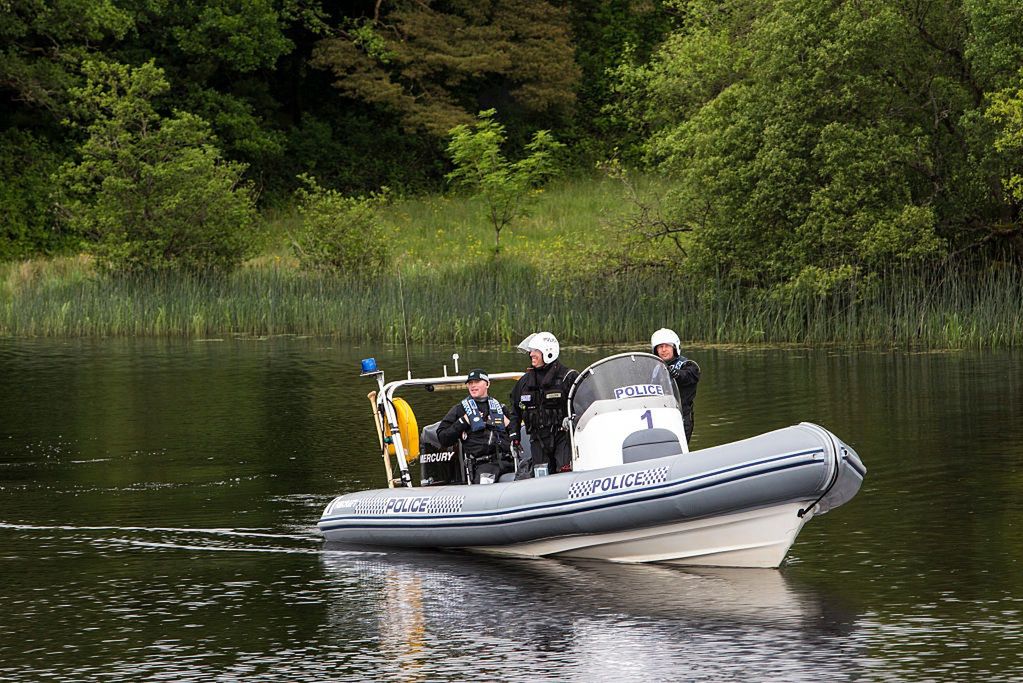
[517,362,574,434]
[460,397,506,433]
[459,397,511,463]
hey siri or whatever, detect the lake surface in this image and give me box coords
[1,338,1022,681]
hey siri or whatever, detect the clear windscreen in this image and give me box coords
[570,354,678,418]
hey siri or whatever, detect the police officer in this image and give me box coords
[508,332,578,477]
[651,327,700,442]
[437,368,513,484]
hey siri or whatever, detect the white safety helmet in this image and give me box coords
[650,328,681,356]
[517,331,560,364]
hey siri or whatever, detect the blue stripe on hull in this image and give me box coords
[319,449,827,534]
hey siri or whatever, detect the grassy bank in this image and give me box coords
[3,255,1021,347]
[2,176,1022,347]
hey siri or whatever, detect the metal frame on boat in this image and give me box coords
[361,358,524,488]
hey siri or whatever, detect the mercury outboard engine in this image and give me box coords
[419,422,465,486]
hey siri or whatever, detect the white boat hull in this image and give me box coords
[469,502,812,568]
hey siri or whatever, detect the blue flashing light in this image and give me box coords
[361,358,378,373]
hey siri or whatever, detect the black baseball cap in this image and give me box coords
[466,368,489,383]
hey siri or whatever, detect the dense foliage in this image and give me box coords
[1,1,667,264]
[56,61,256,273]
[614,0,1023,289]
[291,174,390,274]
[0,129,66,260]
[311,0,580,138]
[1,0,1022,292]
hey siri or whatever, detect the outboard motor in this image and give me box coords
[419,422,465,486]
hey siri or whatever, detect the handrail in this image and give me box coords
[380,371,525,401]
[376,371,524,488]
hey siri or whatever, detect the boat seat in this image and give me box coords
[420,421,443,451]
[621,428,684,463]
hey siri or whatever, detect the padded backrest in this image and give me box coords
[420,421,443,451]
[621,428,684,463]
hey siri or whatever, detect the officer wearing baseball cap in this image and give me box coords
[436,368,514,484]
[466,368,489,383]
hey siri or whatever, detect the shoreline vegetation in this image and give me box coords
[3,255,1020,349]
[3,178,1021,349]
[6,3,1023,351]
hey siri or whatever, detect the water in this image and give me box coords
[1,338,1022,681]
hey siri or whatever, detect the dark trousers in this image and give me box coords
[464,449,514,484]
[529,430,572,474]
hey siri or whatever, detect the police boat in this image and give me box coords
[317,352,866,568]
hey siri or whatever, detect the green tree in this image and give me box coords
[989,82,1023,202]
[974,0,1023,255]
[291,174,390,274]
[1,0,328,208]
[56,60,257,273]
[446,109,564,253]
[0,129,69,260]
[568,0,676,161]
[616,0,1023,289]
[0,0,137,258]
[311,0,580,138]
[0,0,134,116]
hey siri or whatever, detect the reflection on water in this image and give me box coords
[325,546,831,625]
[2,338,1023,680]
[320,548,858,681]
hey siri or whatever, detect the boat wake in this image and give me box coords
[0,522,384,556]
[0,522,313,539]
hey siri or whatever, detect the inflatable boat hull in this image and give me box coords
[318,422,865,568]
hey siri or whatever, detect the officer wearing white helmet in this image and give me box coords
[508,332,578,477]
[651,328,700,441]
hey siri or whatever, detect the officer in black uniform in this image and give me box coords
[437,368,513,484]
[507,331,578,478]
[651,327,700,442]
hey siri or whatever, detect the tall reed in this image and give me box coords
[2,257,1021,347]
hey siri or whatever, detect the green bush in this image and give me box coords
[0,129,72,261]
[56,60,257,274]
[291,174,390,274]
[446,109,564,254]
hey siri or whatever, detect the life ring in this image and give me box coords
[384,397,420,462]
